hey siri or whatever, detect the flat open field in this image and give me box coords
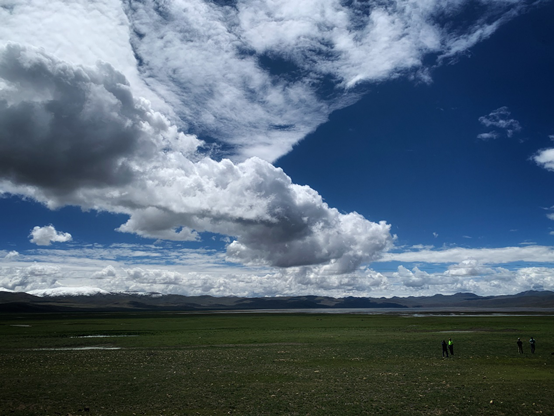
[0,312,552,416]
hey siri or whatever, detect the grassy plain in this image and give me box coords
[0,311,552,416]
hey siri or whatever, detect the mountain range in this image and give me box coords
[1,290,553,313]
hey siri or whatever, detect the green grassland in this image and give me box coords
[0,312,552,415]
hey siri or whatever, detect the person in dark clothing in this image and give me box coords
[442,340,449,357]
[448,338,454,356]
[517,338,523,354]
[529,337,536,354]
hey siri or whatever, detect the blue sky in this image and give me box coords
[279,9,554,249]
[1,0,554,297]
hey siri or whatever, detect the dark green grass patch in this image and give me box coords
[0,312,552,415]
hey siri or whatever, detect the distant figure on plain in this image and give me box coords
[529,337,536,354]
[442,340,449,357]
[517,338,523,354]
[448,338,454,356]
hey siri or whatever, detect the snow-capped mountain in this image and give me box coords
[28,286,111,297]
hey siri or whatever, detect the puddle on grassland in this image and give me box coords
[438,330,477,333]
[10,324,31,327]
[34,347,122,351]
[70,335,138,338]
[405,313,554,317]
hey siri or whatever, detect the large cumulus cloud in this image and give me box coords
[0,44,163,195]
[29,225,72,246]
[0,44,393,273]
[0,263,61,292]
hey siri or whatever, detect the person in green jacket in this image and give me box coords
[448,338,454,356]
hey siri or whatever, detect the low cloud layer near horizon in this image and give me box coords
[2,243,554,297]
[1,0,554,296]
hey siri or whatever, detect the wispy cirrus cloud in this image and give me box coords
[476,131,499,141]
[478,106,522,140]
[126,0,533,161]
[380,245,554,264]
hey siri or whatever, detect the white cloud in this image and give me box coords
[444,259,494,277]
[393,265,433,288]
[478,106,521,139]
[1,244,390,297]
[28,286,110,297]
[410,244,434,250]
[1,0,532,162]
[2,243,554,297]
[533,148,554,172]
[380,245,554,264]
[477,131,499,141]
[0,242,554,297]
[92,265,118,279]
[126,0,531,161]
[0,263,60,292]
[0,0,167,112]
[124,0,332,162]
[543,207,554,224]
[29,225,72,246]
[383,262,554,296]
[3,250,19,260]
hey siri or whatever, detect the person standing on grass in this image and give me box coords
[442,340,449,357]
[448,338,454,356]
[517,338,523,354]
[529,337,536,354]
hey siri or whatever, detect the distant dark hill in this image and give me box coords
[384,290,554,308]
[0,292,41,303]
[385,292,485,308]
[0,301,67,313]
[0,290,553,313]
[332,297,406,308]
